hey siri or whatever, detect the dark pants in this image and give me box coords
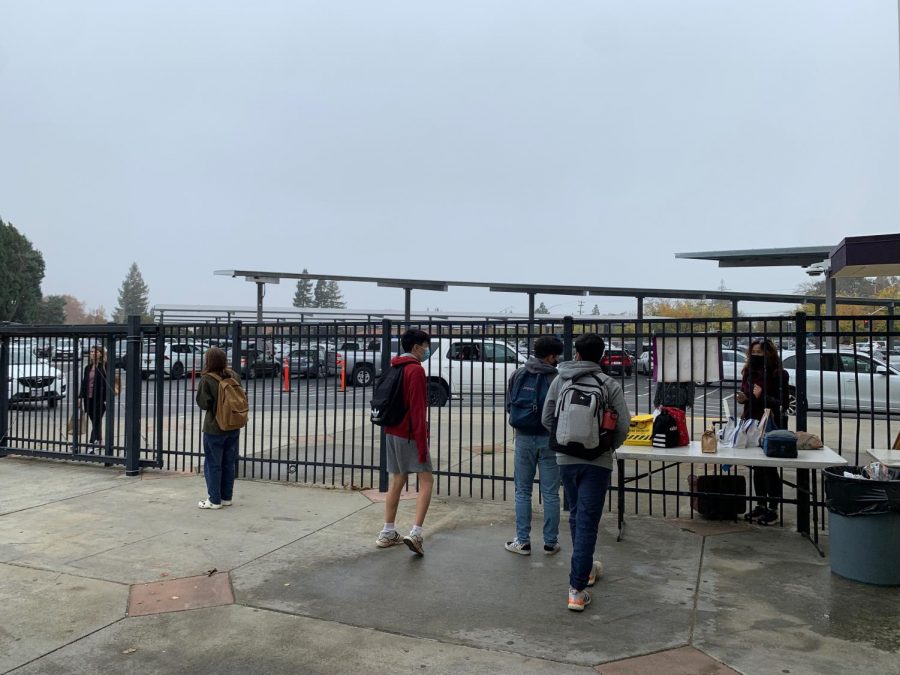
[753,467,782,510]
[203,430,241,504]
[85,397,106,444]
[560,464,612,591]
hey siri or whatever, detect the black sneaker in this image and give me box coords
[757,509,778,526]
[744,505,767,521]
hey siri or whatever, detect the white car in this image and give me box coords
[637,350,652,376]
[781,349,900,414]
[719,350,745,382]
[421,338,526,406]
[7,347,67,408]
[141,342,205,379]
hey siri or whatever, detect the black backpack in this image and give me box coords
[370,363,411,426]
[651,409,680,448]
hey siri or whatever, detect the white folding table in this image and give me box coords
[865,448,900,469]
[614,441,847,556]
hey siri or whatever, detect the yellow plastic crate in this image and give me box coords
[624,414,654,446]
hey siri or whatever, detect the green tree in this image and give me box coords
[0,218,45,322]
[292,269,314,308]
[323,280,346,309]
[114,262,151,322]
[312,279,346,308]
[591,304,600,315]
[34,295,67,324]
[535,302,549,315]
[796,276,900,299]
[313,279,328,307]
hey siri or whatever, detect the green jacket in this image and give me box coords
[195,370,241,435]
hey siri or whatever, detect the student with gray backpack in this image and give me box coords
[504,335,565,556]
[541,334,631,612]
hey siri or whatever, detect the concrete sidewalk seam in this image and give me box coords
[1,561,131,588]
[63,528,179,566]
[592,642,691,669]
[235,601,595,670]
[229,500,376,574]
[4,617,127,675]
[687,535,706,645]
[0,482,131,519]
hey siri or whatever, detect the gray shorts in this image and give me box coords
[386,433,433,475]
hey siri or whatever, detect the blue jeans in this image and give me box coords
[560,464,612,590]
[203,430,240,504]
[513,433,561,546]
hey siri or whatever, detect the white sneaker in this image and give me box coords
[198,499,222,510]
[403,532,424,556]
[568,587,592,612]
[504,539,532,555]
[587,560,603,587]
[221,500,233,506]
[376,530,402,548]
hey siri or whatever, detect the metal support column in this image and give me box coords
[404,288,412,322]
[563,315,574,361]
[256,282,265,323]
[230,321,243,372]
[378,318,393,492]
[0,335,9,451]
[527,293,535,346]
[824,275,837,349]
[123,315,143,477]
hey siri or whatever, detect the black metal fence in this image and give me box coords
[2,313,897,525]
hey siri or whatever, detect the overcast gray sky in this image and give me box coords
[1,0,898,318]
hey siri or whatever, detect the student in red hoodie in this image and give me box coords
[375,329,433,556]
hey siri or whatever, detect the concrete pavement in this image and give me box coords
[1,456,898,674]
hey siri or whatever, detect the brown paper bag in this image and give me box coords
[66,415,88,437]
[701,429,718,454]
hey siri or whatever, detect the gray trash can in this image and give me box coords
[824,466,900,586]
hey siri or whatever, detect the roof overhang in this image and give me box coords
[829,234,900,278]
[674,246,832,268]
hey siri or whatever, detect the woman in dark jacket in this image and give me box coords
[79,346,109,450]
[736,338,790,525]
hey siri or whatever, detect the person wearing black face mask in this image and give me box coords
[736,339,790,525]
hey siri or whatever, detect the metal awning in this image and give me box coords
[674,246,832,268]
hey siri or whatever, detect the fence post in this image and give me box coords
[230,320,243,372]
[123,315,143,476]
[104,333,116,463]
[0,335,9,452]
[794,311,807,433]
[563,316,574,361]
[378,318,392,492]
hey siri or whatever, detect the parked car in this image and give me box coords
[339,337,525,404]
[7,347,67,408]
[141,342,205,379]
[637,350,652,376]
[229,348,281,379]
[600,348,633,376]
[285,347,335,379]
[50,338,77,362]
[719,349,745,382]
[781,349,900,414]
[421,338,526,406]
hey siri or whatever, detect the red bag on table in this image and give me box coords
[660,406,690,446]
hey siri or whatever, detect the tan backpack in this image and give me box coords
[208,371,249,431]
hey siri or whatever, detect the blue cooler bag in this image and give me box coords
[762,429,798,459]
